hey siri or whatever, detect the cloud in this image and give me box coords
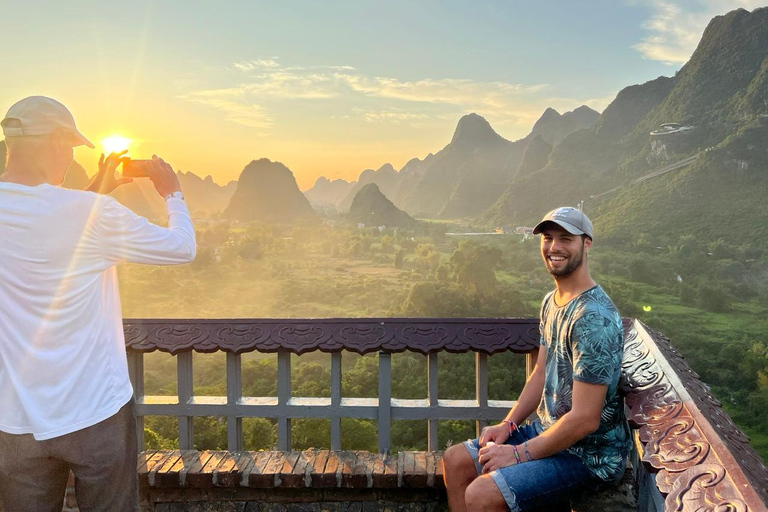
[232,58,281,71]
[181,88,274,129]
[183,58,602,134]
[338,75,548,111]
[240,71,340,99]
[350,108,430,123]
[632,1,764,65]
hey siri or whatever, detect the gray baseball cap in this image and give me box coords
[1,96,94,148]
[533,207,594,239]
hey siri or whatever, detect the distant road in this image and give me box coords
[590,152,702,200]
[446,232,505,236]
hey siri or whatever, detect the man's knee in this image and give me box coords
[465,475,507,511]
[443,442,474,476]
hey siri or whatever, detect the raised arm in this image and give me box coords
[91,154,195,266]
[96,195,196,265]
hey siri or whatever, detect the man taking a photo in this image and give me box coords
[0,96,195,511]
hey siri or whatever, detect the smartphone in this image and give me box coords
[122,159,152,178]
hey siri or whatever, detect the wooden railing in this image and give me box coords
[125,318,538,453]
[123,317,768,511]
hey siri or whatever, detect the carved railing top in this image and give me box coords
[621,319,768,511]
[123,317,540,355]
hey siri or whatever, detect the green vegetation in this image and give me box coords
[126,221,768,462]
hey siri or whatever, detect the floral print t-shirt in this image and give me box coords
[537,285,632,482]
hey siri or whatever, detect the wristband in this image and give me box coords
[523,440,533,461]
[501,419,518,436]
[512,444,522,464]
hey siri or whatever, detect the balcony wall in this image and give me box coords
[22,317,768,511]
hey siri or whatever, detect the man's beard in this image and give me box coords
[545,244,585,278]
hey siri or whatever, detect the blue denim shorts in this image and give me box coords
[463,422,599,512]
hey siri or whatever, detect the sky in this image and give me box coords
[1,0,764,190]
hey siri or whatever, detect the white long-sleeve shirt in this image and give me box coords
[0,182,195,440]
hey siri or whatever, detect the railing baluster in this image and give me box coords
[177,351,194,449]
[378,352,392,454]
[427,352,439,452]
[127,350,145,450]
[331,352,342,451]
[526,349,537,380]
[475,352,488,437]
[226,352,243,451]
[277,350,292,451]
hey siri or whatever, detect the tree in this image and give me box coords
[293,419,331,450]
[697,283,731,313]
[194,416,227,449]
[394,249,404,269]
[343,355,378,398]
[679,283,697,306]
[401,283,472,317]
[400,238,417,253]
[243,359,278,396]
[144,427,177,450]
[341,419,377,451]
[381,235,394,253]
[202,222,231,247]
[436,263,450,281]
[392,354,426,399]
[348,240,364,258]
[438,420,475,451]
[294,362,331,397]
[238,236,263,260]
[708,239,733,260]
[450,242,502,296]
[244,418,277,450]
[415,244,441,273]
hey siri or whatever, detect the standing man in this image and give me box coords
[0,96,195,511]
[443,207,631,512]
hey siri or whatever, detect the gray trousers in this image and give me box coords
[0,400,140,512]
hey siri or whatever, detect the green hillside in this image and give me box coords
[483,7,768,247]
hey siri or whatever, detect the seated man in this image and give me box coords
[443,207,631,512]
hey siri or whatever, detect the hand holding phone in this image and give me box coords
[122,159,152,178]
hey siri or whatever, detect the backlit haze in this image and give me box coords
[1,0,762,189]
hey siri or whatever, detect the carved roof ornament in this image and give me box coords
[622,320,768,511]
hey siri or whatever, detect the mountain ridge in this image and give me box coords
[483,6,768,244]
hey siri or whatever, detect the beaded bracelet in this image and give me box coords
[511,444,522,464]
[501,419,518,436]
[523,440,533,462]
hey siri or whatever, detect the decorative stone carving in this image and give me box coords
[664,464,747,512]
[123,318,540,356]
[621,320,768,511]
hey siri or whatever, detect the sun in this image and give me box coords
[101,135,133,155]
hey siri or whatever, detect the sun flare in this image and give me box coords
[101,135,133,155]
